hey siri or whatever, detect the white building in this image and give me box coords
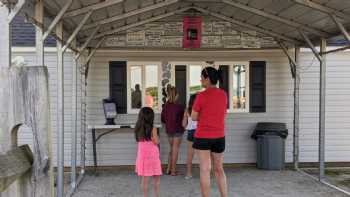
[1,1,350,196]
[13,46,350,166]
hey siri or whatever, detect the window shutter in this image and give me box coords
[219,65,229,109]
[109,61,127,114]
[175,65,187,106]
[249,61,266,113]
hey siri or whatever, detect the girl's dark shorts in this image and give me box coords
[166,131,184,138]
[192,137,225,153]
[187,129,196,142]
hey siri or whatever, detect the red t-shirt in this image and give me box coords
[193,87,227,139]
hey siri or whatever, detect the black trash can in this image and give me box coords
[251,122,288,170]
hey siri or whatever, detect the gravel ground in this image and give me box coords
[71,167,349,197]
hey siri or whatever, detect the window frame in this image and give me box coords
[216,61,250,113]
[170,61,208,105]
[170,61,250,113]
[127,61,162,114]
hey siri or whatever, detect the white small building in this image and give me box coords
[1,0,350,196]
[10,15,350,166]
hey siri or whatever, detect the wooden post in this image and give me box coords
[80,56,87,174]
[0,145,33,192]
[293,47,300,170]
[319,38,327,181]
[1,66,53,197]
[0,2,53,197]
[71,40,78,189]
[35,0,44,65]
[0,2,11,155]
[21,66,53,197]
[0,6,11,69]
[0,5,16,197]
[56,21,65,197]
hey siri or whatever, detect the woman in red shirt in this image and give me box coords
[192,67,228,197]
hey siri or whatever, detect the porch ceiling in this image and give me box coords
[21,0,350,49]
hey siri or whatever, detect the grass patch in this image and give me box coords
[325,169,350,176]
[337,179,350,187]
[326,170,343,176]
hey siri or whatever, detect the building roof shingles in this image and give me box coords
[11,15,56,47]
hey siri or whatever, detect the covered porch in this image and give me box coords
[1,0,350,197]
[70,167,349,197]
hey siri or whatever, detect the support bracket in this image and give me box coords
[83,37,106,65]
[62,10,93,52]
[278,41,297,78]
[329,14,350,43]
[75,25,100,60]
[298,30,322,62]
[7,0,25,22]
[43,0,73,40]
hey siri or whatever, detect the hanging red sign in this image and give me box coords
[183,16,202,48]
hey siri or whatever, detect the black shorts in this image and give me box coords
[187,129,196,142]
[192,137,225,153]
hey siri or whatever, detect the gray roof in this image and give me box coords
[11,15,56,47]
[18,0,350,49]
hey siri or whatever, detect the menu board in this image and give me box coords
[202,22,213,35]
[260,37,277,47]
[145,23,164,32]
[164,22,183,35]
[202,36,222,48]
[162,36,182,47]
[145,24,164,47]
[126,31,145,46]
[105,36,126,47]
[212,22,231,35]
[222,35,242,48]
[241,31,260,48]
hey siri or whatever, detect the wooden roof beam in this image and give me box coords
[222,0,330,38]
[293,0,350,20]
[298,30,322,62]
[63,0,124,18]
[7,0,26,22]
[24,13,79,53]
[82,0,178,31]
[83,37,106,65]
[330,15,350,43]
[62,10,93,52]
[75,25,100,60]
[93,6,191,39]
[43,0,73,40]
[192,6,304,45]
[278,41,297,78]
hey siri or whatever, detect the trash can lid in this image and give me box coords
[255,122,287,132]
[251,122,288,140]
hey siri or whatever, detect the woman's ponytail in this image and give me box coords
[217,68,223,84]
[201,67,220,85]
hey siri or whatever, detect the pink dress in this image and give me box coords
[135,141,162,176]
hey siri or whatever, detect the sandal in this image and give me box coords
[185,175,193,180]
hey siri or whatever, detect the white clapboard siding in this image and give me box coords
[298,51,350,162]
[85,50,292,166]
[13,49,82,166]
[14,48,350,166]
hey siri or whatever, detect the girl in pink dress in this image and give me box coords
[135,107,162,197]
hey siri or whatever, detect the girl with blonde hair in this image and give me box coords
[161,86,185,176]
